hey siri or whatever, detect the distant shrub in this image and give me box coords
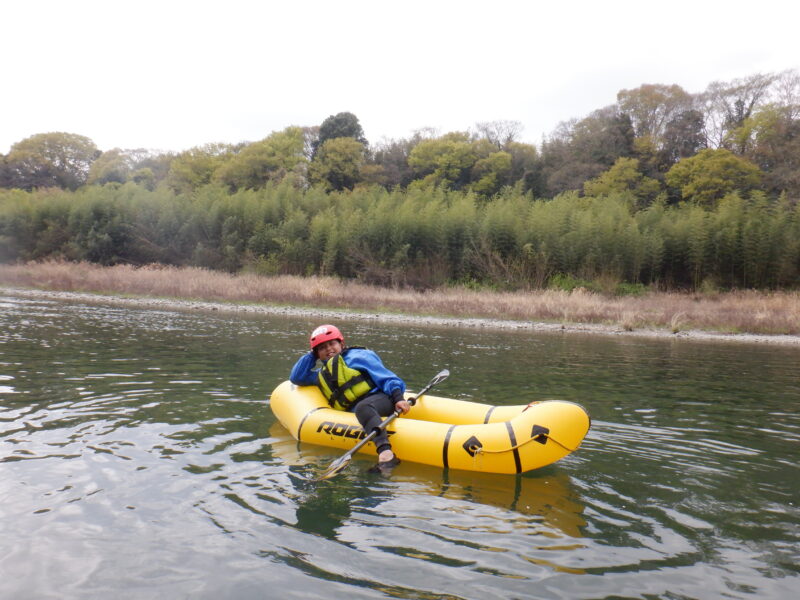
[615,282,648,296]
[548,273,594,293]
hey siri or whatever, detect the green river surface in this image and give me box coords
[1,290,798,600]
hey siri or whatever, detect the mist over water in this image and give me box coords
[1,292,798,599]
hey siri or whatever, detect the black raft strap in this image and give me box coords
[318,362,339,407]
[333,374,372,400]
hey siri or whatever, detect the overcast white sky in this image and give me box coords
[2,0,798,154]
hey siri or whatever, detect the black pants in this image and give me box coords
[353,392,395,454]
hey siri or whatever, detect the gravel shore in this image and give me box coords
[5,286,799,347]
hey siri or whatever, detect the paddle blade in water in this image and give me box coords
[315,454,352,481]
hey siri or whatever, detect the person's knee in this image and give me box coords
[354,402,371,421]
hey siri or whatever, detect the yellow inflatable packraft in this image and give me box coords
[269,380,591,475]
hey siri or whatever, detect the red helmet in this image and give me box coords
[309,324,344,351]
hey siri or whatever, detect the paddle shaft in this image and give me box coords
[342,408,401,459]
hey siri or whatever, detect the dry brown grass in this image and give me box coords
[2,261,799,336]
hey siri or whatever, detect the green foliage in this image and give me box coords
[131,167,155,190]
[307,138,365,191]
[215,127,307,191]
[470,151,513,197]
[166,143,238,194]
[548,273,646,296]
[537,107,636,197]
[313,112,367,158]
[0,79,794,295]
[736,104,800,198]
[571,108,636,167]
[665,148,763,205]
[1,163,798,291]
[583,157,662,207]
[408,132,476,190]
[659,109,707,166]
[506,142,539,190]
[703,72,776,150]
[366,137,417,188]
[3,70,799,207]
[616,282,648,296]
[548,273,594,292]
[87,148,133,185]
[4,132,100,190]
[616,83,692,146]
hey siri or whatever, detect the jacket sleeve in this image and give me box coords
[346,349,406,397]
[289,351,320,386]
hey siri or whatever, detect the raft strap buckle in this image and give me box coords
[532,425,549,445]
[463,435,483,457]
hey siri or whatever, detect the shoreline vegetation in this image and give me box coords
[1,261,798,346]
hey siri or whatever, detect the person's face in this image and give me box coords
[315,339,343,362]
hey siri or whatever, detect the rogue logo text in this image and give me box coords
[316,421,396,439]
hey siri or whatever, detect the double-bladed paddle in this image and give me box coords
[315,369,449,481]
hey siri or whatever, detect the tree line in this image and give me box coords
[2,70,799,202]
[1,70,798,292]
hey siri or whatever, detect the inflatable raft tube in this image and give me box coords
[270,381,591,474]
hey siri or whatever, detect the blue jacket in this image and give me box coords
[289,347,406,398]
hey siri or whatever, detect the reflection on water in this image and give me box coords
[1,292,799,599]
[270,422,587,547]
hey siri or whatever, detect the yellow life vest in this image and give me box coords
[317,348,375,411]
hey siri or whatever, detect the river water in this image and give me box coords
[1,291,798,599]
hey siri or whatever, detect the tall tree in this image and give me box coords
[583,157,662,207]
[0,154,10,188]
[665,148,763,205]
[570,106,636,166]
[469,151,512,197]
[659,109,707,167]
[4,132,100,190]
[772,69,800,119]
[215,127,307,191]
[739,105,800,196]
[539,107,635,196]
[701,73,776,150]
[130,150,174,188]
[302,126,320,160]
[366,137,418,188]
[506,141,539,192]
[87,148,133,185]
[307,137,365,191]
[617,83,692,146]
[312,112,367,158]
[165,143,239,194]
[473,120,523,150]
[407,132,477,190]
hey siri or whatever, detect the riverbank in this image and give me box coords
[1,261,799,345]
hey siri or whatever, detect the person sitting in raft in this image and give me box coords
[290,324,410,467]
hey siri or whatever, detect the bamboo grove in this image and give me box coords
[1,179,798,291]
